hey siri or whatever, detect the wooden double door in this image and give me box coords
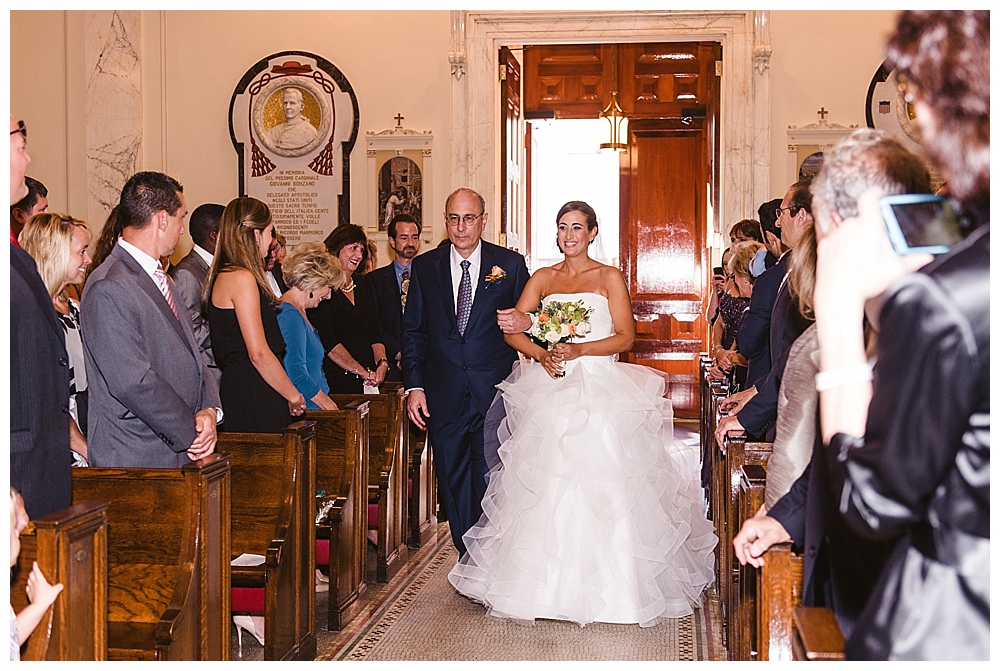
[503,42,721,417]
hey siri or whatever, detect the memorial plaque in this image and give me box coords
[230,51,359,247]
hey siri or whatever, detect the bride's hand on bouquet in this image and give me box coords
[552,342,581,362]
[538,350,564,379]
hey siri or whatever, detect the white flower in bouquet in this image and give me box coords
[558,323,570,338]
[576,320,592,336]
[545,329,562,343]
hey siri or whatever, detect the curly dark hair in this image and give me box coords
[885,10,989,206]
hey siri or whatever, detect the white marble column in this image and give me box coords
[85,10,142,227]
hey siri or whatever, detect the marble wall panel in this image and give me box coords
[85,10,141,227]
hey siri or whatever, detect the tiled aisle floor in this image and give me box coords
[230,421,724,661]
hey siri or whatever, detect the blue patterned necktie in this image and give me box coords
[456,259,472,335]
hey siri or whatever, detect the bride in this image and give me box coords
[448,201,717,627]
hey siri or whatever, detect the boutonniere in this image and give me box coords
[484,265,507,287]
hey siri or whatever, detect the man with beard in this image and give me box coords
[368,213,421,381]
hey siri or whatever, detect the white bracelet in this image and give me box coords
[814,362,874,392]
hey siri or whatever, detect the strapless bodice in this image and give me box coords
[542,292,614,343]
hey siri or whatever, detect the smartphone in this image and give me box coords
[878,194,965,255]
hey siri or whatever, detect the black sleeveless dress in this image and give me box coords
[208,285,292,432]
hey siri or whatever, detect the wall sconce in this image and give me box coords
[599,44,628,153]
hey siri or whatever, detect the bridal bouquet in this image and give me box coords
[530,299,593,348]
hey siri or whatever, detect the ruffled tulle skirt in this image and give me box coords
[448,356,717,627]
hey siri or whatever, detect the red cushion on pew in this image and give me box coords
[316,538,330,566]
[368,503,378,529]
[231,587,265,614]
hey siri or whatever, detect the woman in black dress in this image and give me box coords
[308,224,389,393]
[204,196,306,432]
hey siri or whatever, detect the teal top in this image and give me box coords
[276,302,330,409]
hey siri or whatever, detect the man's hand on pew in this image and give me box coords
[187,408,219,460]
[720,387,756,414]
[708,364,726,382]
[715,414,746,450]
[407,389,430,429]
[733,516,792,568]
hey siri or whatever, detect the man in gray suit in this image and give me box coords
[169,202,223,385]
[82,171,221,468]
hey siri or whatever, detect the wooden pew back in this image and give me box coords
[219,422,316,661]
[11,501,109,661]
[735,463,767,660]
[328,389,409,582]
[305,402,369,630]
[71,454,230,660]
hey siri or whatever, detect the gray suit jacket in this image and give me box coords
[169,247,220,383]
[81,244,221,467]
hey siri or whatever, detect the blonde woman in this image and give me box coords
[276,242,344,410]
[19,213,92,465]
[204,196,306,432]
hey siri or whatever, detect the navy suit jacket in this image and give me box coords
[737,252,789,387]
[401,241,529,419]
[10,243,72,519]
[769,424,899,636]
[367,262,404,382]
[737,277,813,438]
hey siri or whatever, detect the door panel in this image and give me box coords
[499,46,522,247]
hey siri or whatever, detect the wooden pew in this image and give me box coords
[756,542,804,660]
[328,389,409,583]
[11,501,109,660]
[70,455,231,660]
[306,402,369,631]
[722,435,772,642]
[793,607,846,660]
[381,381,438,549]
[733,463,767,660]
[220,422,316,661]
[407,420,437,548]
[707,382,729,598]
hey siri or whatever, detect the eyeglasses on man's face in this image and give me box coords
[775,206,795,220]
[10,120,26,139]
[446,213,484,226]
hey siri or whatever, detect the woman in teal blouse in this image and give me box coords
[276,241,345,410]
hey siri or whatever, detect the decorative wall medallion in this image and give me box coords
[866,61,922,153]
[230,51,359,247]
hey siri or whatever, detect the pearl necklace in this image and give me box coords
[343,280,356,293]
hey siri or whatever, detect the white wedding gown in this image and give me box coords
[448,292,717,627]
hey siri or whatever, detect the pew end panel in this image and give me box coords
[735,463,768,660]
[219,422,316,661]
[407,420,437,548]
[11,500,109,661]
[307,402,369,631]
[328,390,409,583]
[757,541,804,661]
[70,454,230,660]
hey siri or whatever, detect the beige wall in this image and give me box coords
[11,9,899,258]
[769,10,898,200]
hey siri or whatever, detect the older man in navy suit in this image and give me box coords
[401,188,529,554]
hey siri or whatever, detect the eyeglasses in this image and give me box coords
[446,213,484,226]
[774,206,796,219]
[10,120,26,139]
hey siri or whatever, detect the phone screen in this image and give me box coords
[879,195,965,255]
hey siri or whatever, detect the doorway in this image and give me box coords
[510,41,721,417]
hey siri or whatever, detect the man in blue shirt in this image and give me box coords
[367,213,422,381]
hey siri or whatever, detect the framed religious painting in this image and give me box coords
[366,122,433,243]
[786,115,859,186]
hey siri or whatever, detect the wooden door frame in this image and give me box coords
[448,9,773,248]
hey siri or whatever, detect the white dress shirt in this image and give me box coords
[116,239,223,424]
[450,241,482,311]
[192,243,214,268]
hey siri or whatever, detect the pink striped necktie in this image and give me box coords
[154,267,179,320]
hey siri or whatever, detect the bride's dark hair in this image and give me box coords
[555,201,599,252]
